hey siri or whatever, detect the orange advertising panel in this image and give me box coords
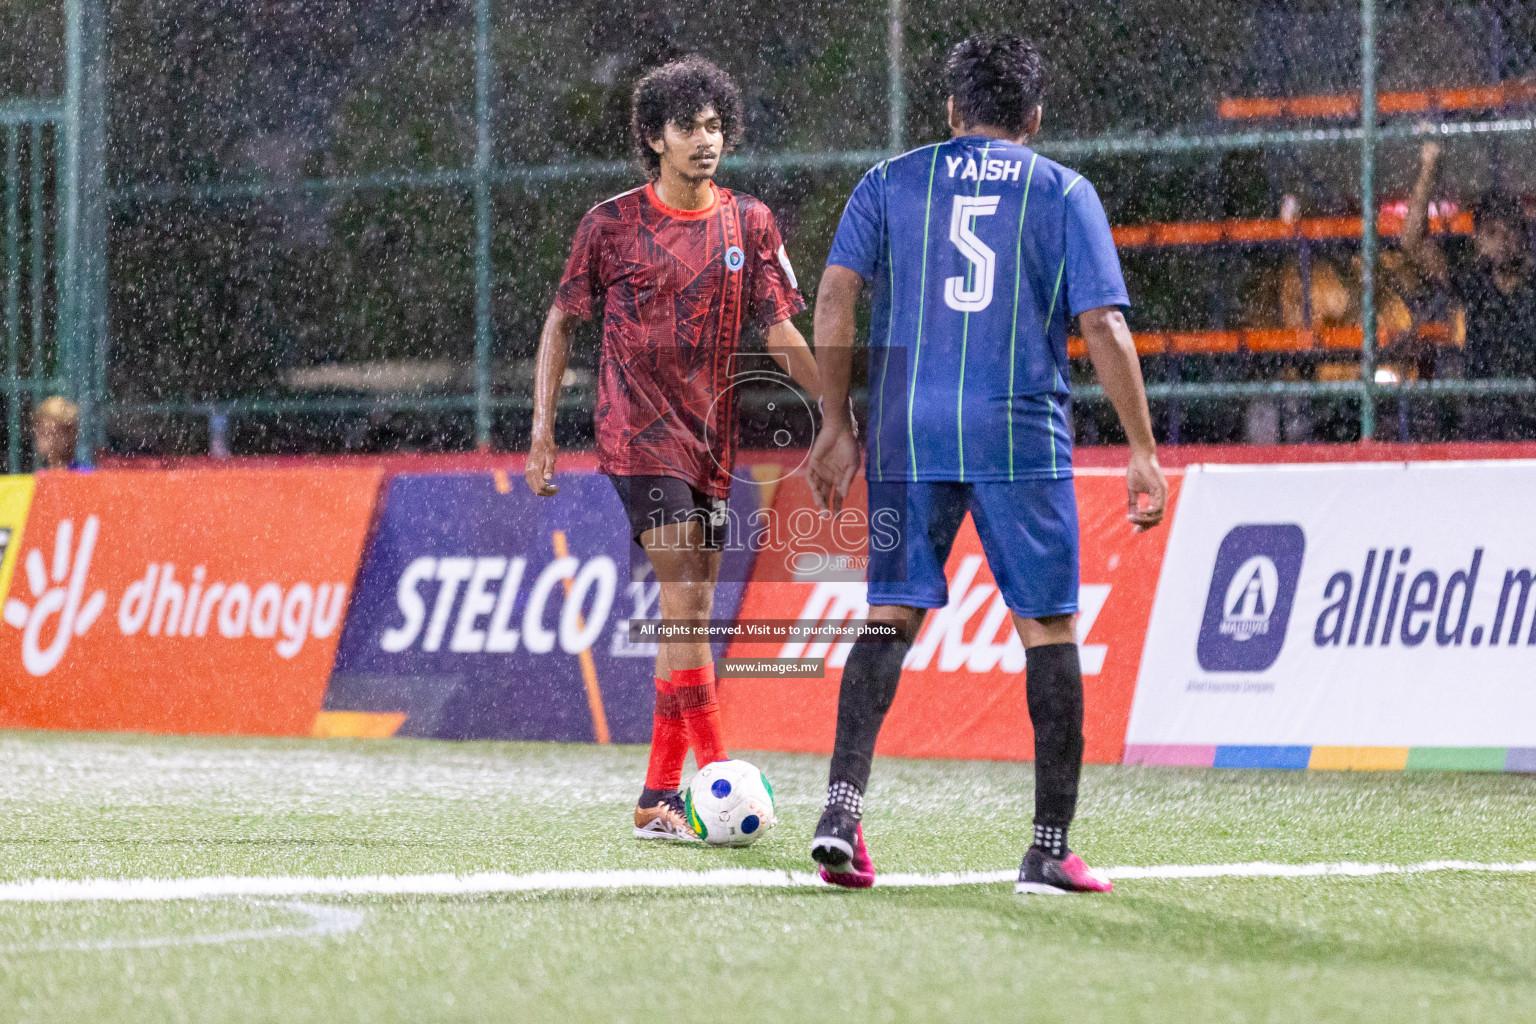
[0,469,381,735]
[721,470,1182,763]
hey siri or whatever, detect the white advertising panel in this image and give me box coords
[1127,461,1536,749]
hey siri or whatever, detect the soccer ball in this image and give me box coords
[684,759,776,846]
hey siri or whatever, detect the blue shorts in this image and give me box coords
[865,479,1079,618]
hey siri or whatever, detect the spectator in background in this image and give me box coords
[1243,194,1416,444]
[1403,141,1536,439]
[32,396,80,470]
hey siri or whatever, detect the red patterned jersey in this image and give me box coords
[555,181,805,499]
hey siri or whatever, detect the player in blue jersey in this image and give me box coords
[805,35,1166,894]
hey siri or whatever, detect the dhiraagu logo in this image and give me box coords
[1197,524,1306,672]
[2,516,108,676]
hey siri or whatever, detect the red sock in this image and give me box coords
[644,677,689,792]
[674,664,728,767]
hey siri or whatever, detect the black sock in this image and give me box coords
[638,786,678,809]
[827,628,912,794]
[1033,823,1068,858]
[1026,642,1084,835]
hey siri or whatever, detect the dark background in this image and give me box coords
[3,0,1533,452]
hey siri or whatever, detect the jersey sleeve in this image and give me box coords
[554,208,606,320]
[746,205,807,328]
[826,165,886,280]
[1063,177,1130,315]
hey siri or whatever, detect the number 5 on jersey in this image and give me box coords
[944,195,1001,312]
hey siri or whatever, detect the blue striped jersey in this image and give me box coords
[827,135,1128,482]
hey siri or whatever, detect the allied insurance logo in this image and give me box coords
[1197,524,1306,672]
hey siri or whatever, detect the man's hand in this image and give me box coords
[525,435,559,497]
[527,304,578,497]
[1126,450,1167,532]
[808,421,860,513]
[1402,139,1449,285]
[1419,139,1441,173]
[808,265,866,514]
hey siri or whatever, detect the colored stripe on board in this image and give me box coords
[1213,746,1312,770]
[1126,744,1524,772]
[1505,748,1536,772]
[1308,747,1410,771]
[1122,744,1217,767]
[1406,747,1509,772]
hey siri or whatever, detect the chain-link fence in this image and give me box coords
[2,0,1535,466]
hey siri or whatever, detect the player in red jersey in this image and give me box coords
[527,56,820,841]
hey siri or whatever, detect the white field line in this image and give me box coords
[1,860,1535,903]
[0,900,365,953]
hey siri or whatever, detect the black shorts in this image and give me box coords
[607,474,728,550]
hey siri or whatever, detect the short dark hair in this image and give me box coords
[945,35,1044,135]
[1472,191,1525,233]
[630,56,743,177]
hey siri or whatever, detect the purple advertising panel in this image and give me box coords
[323,472,756,743]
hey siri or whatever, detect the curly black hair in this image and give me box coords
[945,35,1044,136]
[631,56,743,177]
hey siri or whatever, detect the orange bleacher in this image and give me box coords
[1085,81,1504,362]
[1218,80,1535,121]
[1094,204,1471,357]
[1066,322,1451,360]
[1110,211,1472,250]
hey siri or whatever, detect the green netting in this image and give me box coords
[2,0,1535,458]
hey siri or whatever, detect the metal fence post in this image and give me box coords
[887,0,906,153]
[4,128,17,474]
[58,1,78,423]
[1359,0,1379,441]
[472,0,494,450]
[61,0,108,467]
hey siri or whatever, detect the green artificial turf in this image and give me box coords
[0,730,1534,1023]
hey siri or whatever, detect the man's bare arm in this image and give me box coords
[806,265,864,510]
[812,267,862,427]
[525,304,580,497]
[764,318,822,404]
[1079,305,1167,531]
[1402,141,1450,286]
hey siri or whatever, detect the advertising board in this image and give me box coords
[321,471,760,742]
[1125,462,1536,770]
[721,470,1182,763]
[0,469,381,735]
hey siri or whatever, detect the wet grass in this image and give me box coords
[0,731,1533,1022]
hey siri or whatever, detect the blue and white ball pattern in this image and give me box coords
[684,759,776,846]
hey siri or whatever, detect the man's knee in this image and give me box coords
[659,581,714,620]
[1014,613,1076,648]
[866,604,926,643]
